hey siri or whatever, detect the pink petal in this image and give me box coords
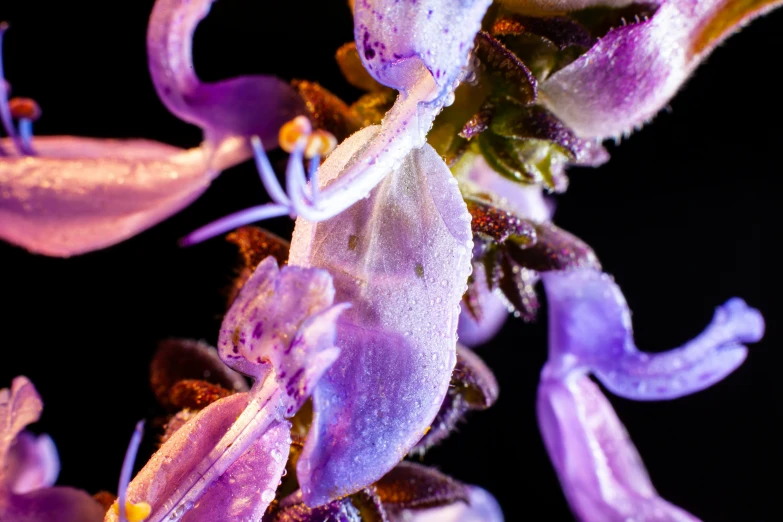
[6,486,106,522]
[0,136,248,256]
[0,376,42,469]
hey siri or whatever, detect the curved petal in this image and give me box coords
[0,136,248,256]
[457,265,511,348]
[179,421,290,522]
[399,486,504,522]
[289,126,473,506]
[540,0,783,139]
[106,393,290,522]
[354,0,492,96]
[6,432,59,494]
[7,486,106,522]
[147,0,304,146]
[537,374,700,522]
[0,376,42,467]
[541,269,764,399]
[497,0,639,15]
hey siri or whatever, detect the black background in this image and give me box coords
[0,1,780,520]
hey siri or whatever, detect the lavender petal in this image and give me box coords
[289,127,473,506]
[147,0,304,146]
[541,0,783,139]
[537,374,701,522]
[7,486,106,522]
[6,431,59,494]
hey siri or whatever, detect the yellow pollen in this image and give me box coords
[304,130,337,159]
[279,116,313,153]
[111,500,152,522]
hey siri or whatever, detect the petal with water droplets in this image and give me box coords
[289,126,473,506]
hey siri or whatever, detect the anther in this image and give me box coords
[279,115,313,153]
[304,130,337,159]
[9,97,41,121]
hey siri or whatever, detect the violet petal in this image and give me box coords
[541,269,764,399]
[289,126,473,506]
[354,0,492,95]
[0,136,248,256]
[146,0,304,146]
[537,374,700,522]
[6,486,106,522]
[540,0,783,138]
[6,431,59,494]
[180,421,290,522]
[0,376,42,468]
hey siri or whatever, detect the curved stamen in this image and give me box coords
[0,24,36,156]
[308,154,321,206]
[179,203,289,247]
[115,420,150,522]
[251,136,290,206]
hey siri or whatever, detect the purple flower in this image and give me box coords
[532,0,783,139]
[108,257,347,521]
[288,124,473,506]
[1,376,105,522]
[0,0,302,257]
[537,268,764,521]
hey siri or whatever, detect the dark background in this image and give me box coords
[0,1,780,520]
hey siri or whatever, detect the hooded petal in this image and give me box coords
[354,0,492,95]
[6,432,59,494]
[217,256,345,405]
[288,125,473,506]
[0,376,42,468]
[540,0,783,138]
[541,269,764,399]
[537,373,700,522]
[147,0,304,146]
[0,136,247,256]
[105,393,291,522]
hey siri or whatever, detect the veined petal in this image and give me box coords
[105,392,290,522]
[289,126,473,506]
[147,0,304,146]
[541,269,764,399]
[0,136,248,257]
[354,0,492,96]
[537,374,700,522]
[540,0,783,139]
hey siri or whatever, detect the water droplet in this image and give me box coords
[261,489,276,503]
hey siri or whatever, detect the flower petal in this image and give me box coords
[540,0,783,139]
[179,421,290,522]
[541,269,764,399]
[146,0,304,146]
[105,393,290,522]
[0,136,248,256]
[537,374,700,522]
[7,486,106,522]
[0,376,42,469]
[354,0,492,95]
[6,432,59,494]
[497,0,639,15]
[289,126,473,506]
[217,256,341,386]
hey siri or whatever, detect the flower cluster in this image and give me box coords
[1,0,779,521]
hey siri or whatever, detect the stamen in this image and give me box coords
[10,97,40,152]
[304,130,337,159]
[251,136,290,206]
[308,154,321,206]
[279,115,312,153]
[286,140,310,217]
[0,23,35,156]
[179,203,289,247]
[113,420,151,522]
